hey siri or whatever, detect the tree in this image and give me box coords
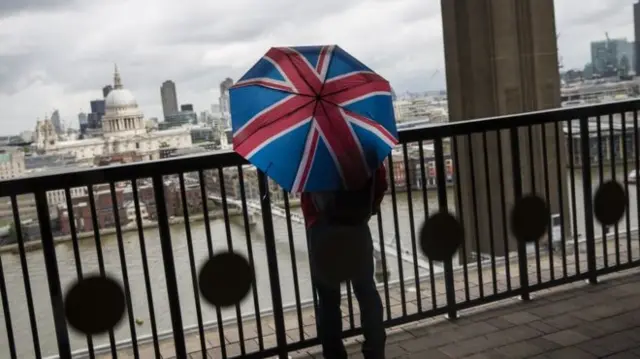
[6,224,17,244]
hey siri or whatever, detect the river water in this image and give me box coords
[0,168,638,358]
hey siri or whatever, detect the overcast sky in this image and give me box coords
[0,0,636,135]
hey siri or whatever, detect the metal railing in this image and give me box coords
[0,99,639,358]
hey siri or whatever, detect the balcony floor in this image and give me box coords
[298,267,640,359]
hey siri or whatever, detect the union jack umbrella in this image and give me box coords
[229,45,398,192]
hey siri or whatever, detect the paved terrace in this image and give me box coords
[103,235,640,359]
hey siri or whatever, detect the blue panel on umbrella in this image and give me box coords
[305,137,344,191]
[326,47,373,79]
[292,46,321,69]
[248,119,312,190]
[238,57,286,83]
[350,123,394,171]
[229,86,291,133]
[343,95,397,137]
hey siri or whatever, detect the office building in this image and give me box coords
[103,85,113,98]
[161,80,179,120]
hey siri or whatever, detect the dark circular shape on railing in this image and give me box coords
[419,212,463,262]
[198,252,254,307]
[510,195,549,242]
[311,225,371,286]
[64,275,125,335]
[594,180,627,226]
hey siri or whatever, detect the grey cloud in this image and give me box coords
[158,0,364,46]
[0,0,75,18]
[558,0,633,28]
[0,54,41,94]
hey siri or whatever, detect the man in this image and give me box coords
[301,164,388,359]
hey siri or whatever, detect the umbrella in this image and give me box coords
[229,45,398,192]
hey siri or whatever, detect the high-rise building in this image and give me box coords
[78,112,88,125]
[88,99,106,130]
[591,38,634,77]
[181,104,194,112]
[90,100,105,114]
[50,110,62,134]
[634,1,640,74]
[219,78,234,129]
[78,112,88,135]
[102,85,113,98]
[160,80,179,120]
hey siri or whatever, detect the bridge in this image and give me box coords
[208,194,431,271]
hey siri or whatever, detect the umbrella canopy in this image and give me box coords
[230,45,398,192]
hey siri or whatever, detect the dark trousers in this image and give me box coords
[307,221,386,359]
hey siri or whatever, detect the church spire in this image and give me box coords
[114,63,123,89]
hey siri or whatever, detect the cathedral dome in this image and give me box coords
[101,65,145,136]
[104,65,138,110]
[105,88,137,109]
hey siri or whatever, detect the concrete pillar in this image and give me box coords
[441,0,569,259]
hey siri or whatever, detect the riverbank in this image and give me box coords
[0,208,244,255]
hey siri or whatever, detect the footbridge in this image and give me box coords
[208,194,431,272]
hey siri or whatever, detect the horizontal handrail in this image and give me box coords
[2,99,639,197]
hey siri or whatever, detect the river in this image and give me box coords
[0,168,638,358]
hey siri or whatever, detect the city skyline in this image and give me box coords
[0,0,637,134]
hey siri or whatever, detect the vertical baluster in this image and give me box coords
[579,118,598,284]
[282,191,305,340]
[450,137,471,300]
[177,174,207,356]
[217,167,246,355]
[566,120,581,274]
[34,190,71,357]
[375,214,392,320]
[11,195,42,358]
[131,180,161,357]
[540,124,554,281]
[596,116,607,267]
[402,143,421,311]
[609,113,620,266]
[235,167,265,349]
[434,138,457,320]
[496,131,512,291]
[87,185,117,356]
[509,127,530,300]
[63,188,95,358]
[418,142,440,307]
[465,134,483,298]
[527,126,542,284]
[0,202,16,359]
[634,110,640,257]
[552,122,568,277]
[621,112,632,263]
[258,172,289,358]
[480,132,498,294]
[386,155,406,317]
[109,182,139,358]
[151,176,187,358]
[198,170,227,358]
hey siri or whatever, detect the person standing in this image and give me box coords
[301,164,388,359]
